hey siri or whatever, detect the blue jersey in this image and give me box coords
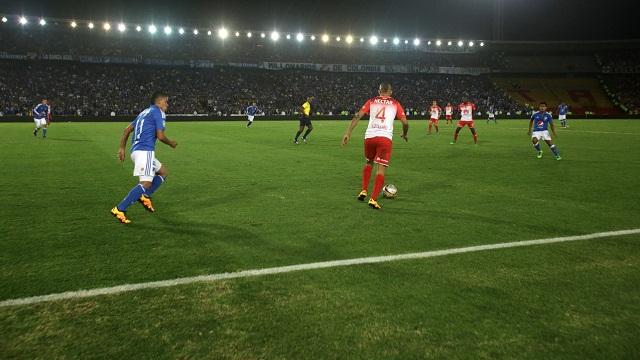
[130,105,166,152]
[246,105,260,116]
[558,104,568,115]
[33,103,50,119]
[531,111,553,131]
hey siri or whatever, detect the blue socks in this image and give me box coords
[534,143,541,151]
[550,144,560,156]
[42,128,47,138]
[146,175,165,197]
[117,184,147,212]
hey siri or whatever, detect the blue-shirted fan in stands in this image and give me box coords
[528,102,562,160]
[32,97,51,138]
[246,102,261,127]
[110,92,178,224]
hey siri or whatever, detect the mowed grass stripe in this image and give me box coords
[2,228,638,308]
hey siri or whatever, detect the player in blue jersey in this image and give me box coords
[558,103,569,128]
[32,98,51,138]
[110,92,178,224]
[528,102,561,160]
[246,102,261,127]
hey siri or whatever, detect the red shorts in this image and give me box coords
[457,120,475,128]
[446,115,452,120]
[364,136,393,167]
[429,118,439,124]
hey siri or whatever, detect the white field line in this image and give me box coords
[507,128,639,135]
[1,228,639,308]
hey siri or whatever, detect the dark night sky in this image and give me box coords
[4,0,639,41]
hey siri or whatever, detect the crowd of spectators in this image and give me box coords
[597,51,640,74]
[0,60,522,117]
[601,75,640,114]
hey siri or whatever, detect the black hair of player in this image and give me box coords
[540,101,547,106]
[151,91,169,104]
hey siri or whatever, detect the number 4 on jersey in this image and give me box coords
[375,107,386,122]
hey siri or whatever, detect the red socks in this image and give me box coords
[371,174,385,201]
[362,164,373,191]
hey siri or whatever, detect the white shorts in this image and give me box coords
[247,115,255,122]
[131,150,162,182]
[532,130,552,141]
[488,114,495,118]
[558,114,567,120]
[34,118,47,127]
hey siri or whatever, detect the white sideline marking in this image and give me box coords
[1,228,639,308]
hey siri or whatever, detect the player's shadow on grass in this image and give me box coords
[45,138,93,142]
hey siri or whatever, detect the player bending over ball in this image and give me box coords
[341,83,409,210]
[529,102,561,160]
[110,92,178,224]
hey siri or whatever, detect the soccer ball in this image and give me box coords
[382,184,398,199]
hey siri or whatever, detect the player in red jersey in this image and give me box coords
[451,100,478,144]
[341,83,409,210]
[427,100,442,135]
[444,103,454,125]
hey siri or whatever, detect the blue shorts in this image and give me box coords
[299,116,312,127]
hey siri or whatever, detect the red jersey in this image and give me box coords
[360,96,406,140]
[445,106,453,116]
[429,105,442,119]
[458,102,477,121]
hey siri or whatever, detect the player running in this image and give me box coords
[558,103,569,128]
[444,103,454,125]
[451,100,478,144]
[487,105,497,124]
[294,96,314,144]
[427,100,442,135]
[110,92,178,224]
[341,83,409,210]
[32,98,50,138]
[528,102,561,160]
[246,102,261,127]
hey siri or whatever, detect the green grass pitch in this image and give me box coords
[1,119,639,358]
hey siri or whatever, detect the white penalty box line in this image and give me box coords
[1,228,639,308]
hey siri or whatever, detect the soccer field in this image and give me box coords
[1,119,639,358]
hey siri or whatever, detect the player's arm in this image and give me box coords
[118,125,134,162]
[550,119,558,137]
[156,130,177,148]
[527,117,534,136]
[399,115,409,142]
[341,110,365,146]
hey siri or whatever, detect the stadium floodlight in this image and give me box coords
[88,22,94,29]
[103,22,111,31]
[39,18,46,26]
[321,34,329,43]
[468,41,474,47]
[246,31,252,38]
[270,31,279,41]
[404,39,409,44]
[360,37,364,42]
[148,25,157,34]
[296,33,304,42]
[383,38,387,43]
[336,36,341,42]
[235,31,240,37]
[260,32,266,38]
[427,40,432,45]
[392,37,400,45]
[70,21,77,28]
[310,35,316,41]
[164,26,172,35]
[480,41,485,47]
[117,23,126,32]
[19,17,28,25]
[1,17,7,23]
[436,40,442,46]
[369,36,378,45]
[178,27,185,35]
[447,41,452,46]
[193,29,198,35]
[345,35,353,44]
[286,34,291,40]
[413,38,420,46]
[136,25,142,32]
[457,40,463,47]
[207,30,212,36]
[218,27,229,39]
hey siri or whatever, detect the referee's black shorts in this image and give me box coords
[299,115,312,127]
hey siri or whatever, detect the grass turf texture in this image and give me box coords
[1,119,639,358]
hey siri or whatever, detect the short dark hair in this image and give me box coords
[380,83,392,92]
[540,101,547,106]
[151,91,168,104]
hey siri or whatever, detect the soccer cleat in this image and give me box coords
[357,190,368,201]
[110,207,131,224]
[368,198,381,210]
[33,129,38,136]
[556,155,562,161]
[138,195,155,212]
[537,151,543,159]
[450,141,455,145]
[294,139,299,145]
[302,138,307,143]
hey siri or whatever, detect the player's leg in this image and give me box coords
[33,120,40,136]
[41,122,48,138]
[302,122,313,142]
[359,139,376,200]
[434,120,439,133]
[247,115,254,127]
[469,125,478,144]
[451,124,463,144]
[532,136,543,158]
[428,120,433,134]
[544,138,561,160]
[294,122,305,144]
[111,151,152,223]
[139,159,166,212]
[368,138,391,209]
